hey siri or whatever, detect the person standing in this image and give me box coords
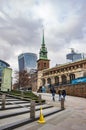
[62,89,66,100]
[41,86,46,93]
[58,89,62,101]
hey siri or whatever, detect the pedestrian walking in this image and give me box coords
[41,86,46,93]
[50,85,56,101]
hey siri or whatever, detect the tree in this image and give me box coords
[13,70,38,91]
[13,71,20,90]
[13,70,31,90]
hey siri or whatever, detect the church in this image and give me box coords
[37,31,86,92]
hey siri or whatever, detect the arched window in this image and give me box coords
[61,75,67,84]
[42,78,45,86]
[69,73,75,83]
[47,78,51,84]
[54,76,59,85]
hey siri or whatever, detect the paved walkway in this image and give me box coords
[16,93,86,130]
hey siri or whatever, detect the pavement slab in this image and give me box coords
[15,92,86,130]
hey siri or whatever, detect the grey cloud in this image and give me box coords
[39,0,85,55]
[13,17,43,45]
[0,15,43,47]
[0,43,13,61]
[0,0,86,70]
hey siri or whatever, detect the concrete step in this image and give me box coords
[0,107,62,130]
[0,104,53,119]
[0,101,29,105]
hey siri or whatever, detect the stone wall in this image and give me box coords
[47,83,86,98]
[57,83,86,98]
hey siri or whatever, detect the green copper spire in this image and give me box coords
[42,29,45,45]
[39,30,48,60]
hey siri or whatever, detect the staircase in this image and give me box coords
[0,94,63,130]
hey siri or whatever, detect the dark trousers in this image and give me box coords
[52,93,55,101]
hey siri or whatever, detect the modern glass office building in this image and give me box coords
[0,60,12,91]
[18,53,37,72]
[0,60,10,77]
[66,49,86,62]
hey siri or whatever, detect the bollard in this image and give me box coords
[61,98,65,110]
[30,100,35,119]
[21,90,24,99]
[1,94,6,109]
[38,94,42,104]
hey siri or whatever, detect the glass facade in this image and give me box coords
[66,52,82,62]
[0,60,10,90]
[18,53,37,72]
[0,61,9,76]
[66,49,86,62]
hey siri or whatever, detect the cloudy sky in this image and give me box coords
[0,0,86,73]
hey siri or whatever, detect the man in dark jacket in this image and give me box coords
[62,89,66,100]
[50,85,56,101]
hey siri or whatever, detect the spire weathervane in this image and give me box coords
[42,29,45,45]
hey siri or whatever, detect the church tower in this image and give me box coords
[37,30,50,71]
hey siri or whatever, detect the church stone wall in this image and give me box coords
[37,71,43,89]
[47,83,86,98]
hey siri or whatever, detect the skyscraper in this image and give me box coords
[66,48,86,62]
[18,53,37,72]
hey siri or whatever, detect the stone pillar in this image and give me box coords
[59,76,62,85]
[30,100,35,119]
[21,90,24,99]
[61,98,65,110]
[51,77,55,85]
[45,78,47,86]
[1,94,6,109]
[67,74,70,84]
